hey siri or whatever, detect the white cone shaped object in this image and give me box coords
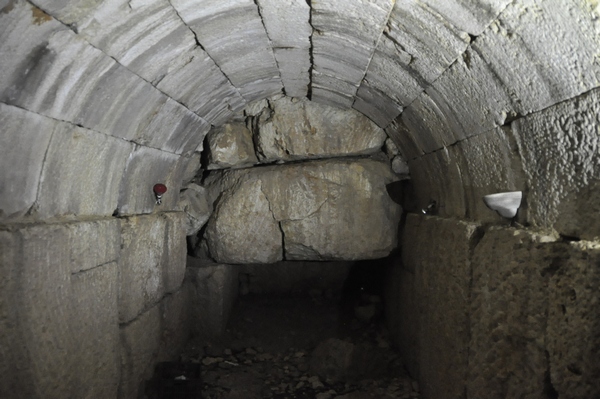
[482,191,522,218]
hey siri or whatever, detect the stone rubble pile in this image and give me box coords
[179,341,420,399]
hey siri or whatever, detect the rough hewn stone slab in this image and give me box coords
[206,123,258,170]
[171,0,282,102]
[256,0,311,97]
[156,49,247,125]
[1,3,206,154]
[419,0,512,35]
[352,84,403,128]
[252,97,386,163]
[38,0,196,84]
[36,124,133,219]
[119,305,162,399]
[401,214,481,399]
[162,212,188,294]
[512,88,600,240]
[0,104,53,220]
[547,241,600,399]
[119,215,168,323]
[206,158,401,263]
[205,175,284,264]
[0,224,120,399]
[468,227,557,398]
[117,146,182,216]
[310,0,395,107]
[473,0,600,115]
[136,97,210,155]
[356,0,470,124]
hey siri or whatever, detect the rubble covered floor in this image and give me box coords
[147,293,420,399]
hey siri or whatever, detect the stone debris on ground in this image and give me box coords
[169,293,420,399]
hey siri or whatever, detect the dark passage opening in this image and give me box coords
[144,256,419,399]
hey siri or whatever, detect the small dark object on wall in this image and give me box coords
[153,183,168,205]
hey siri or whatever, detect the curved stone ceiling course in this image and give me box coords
[1,0,599,239]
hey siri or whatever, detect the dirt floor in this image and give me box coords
[148,292,420,399]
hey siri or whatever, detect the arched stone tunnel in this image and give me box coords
[1,0,599,398]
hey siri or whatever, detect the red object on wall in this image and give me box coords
[153,183,168,195]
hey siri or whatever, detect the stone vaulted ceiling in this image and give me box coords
[1,0,599,239]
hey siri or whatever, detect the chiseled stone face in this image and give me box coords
[204,158,402,263]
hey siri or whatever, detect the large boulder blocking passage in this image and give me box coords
[204,158,402,263]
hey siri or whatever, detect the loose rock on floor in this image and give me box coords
[149,293,420,399]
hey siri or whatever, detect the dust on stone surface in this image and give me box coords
[145,291,420,399]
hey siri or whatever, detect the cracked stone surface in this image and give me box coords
[204,158,402,263]
[250,96,387,163]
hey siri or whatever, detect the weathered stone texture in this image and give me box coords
[423,47,514,143]
[310,0,395,107]
[277,160,400,260]
[39,0,196,85]
[252,97,387,163]
[163,212,188,294]
[468,227,557,399]
[512,88,600,240]
[352,85,403,128]
[36,123,133,219]
[256,0,311,97]
[547,241,600,399]
[400,214,481,399]
[0,2,207,156]
[119,305,162,399]
[135,98,210,155]
[356,0,470,126]
[420,0,512,35]
[119,215,168,323]
[388,91,456,158]
[156,49,247,125]
[473,0,600,115]
[186,258,239,339]
[70,262,121,399]
[65,219,121,273]
[205,158,401,263]
[0,104,53,220]
[117,146,182,216]
[171,0,282,101]
[205,175,283,264]
[0,224,121,399]
[177,183,212,236]
[206,123,258,170]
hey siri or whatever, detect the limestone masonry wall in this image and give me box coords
[0,212,190,399]
[388,213,600,399]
